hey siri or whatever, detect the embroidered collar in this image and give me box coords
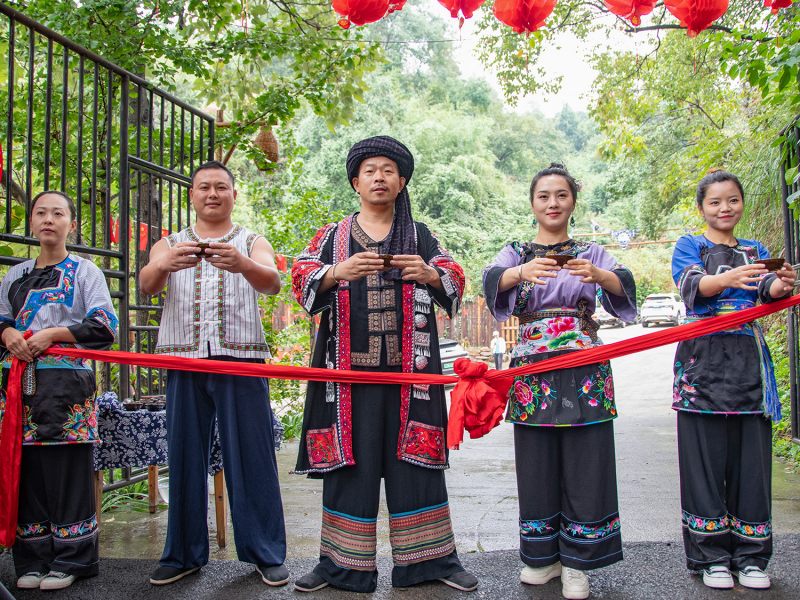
[16,255,78,330]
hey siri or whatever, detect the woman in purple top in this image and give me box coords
[483,163,636,600]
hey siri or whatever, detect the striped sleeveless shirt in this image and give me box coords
[155,225,270,359]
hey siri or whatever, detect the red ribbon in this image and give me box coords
[0,331,31,548]
[0,293,797,544]
[448,293,800,448]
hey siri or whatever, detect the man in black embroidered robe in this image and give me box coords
[290,136,477,593]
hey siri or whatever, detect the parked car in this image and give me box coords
[593,302,626,328]
[439,338,469,375]
[640,293,686,327]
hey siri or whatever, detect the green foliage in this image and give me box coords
[265,319,312,440]
[12,0,382,135]
[766,323,799,469]
[101,473,164,513]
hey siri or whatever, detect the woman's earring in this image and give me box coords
[531,217,537,227]
[570,216,576,227]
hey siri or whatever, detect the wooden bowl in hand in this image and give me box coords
[760,258,786,272]
[546,254,572,267]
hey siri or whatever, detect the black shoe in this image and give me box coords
[256,564,290,587]
[149,565,201,586]
[294,571,329,593]
[439,570,479,592]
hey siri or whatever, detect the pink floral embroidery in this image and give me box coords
[514,380,534,406]
[545,317,576,337]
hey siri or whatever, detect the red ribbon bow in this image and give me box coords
[448,358,512,449]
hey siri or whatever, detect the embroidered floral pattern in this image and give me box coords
[562,515,621,540]
[306,427,343,470]
[17,521,50,539]
[61,398,99,442]
[22,404,38,443]
[401,421,446,465]
[673,357,700,409]
[507,367,557,422]
[730,515,771,539]
[510,319,594,357]
[52,515,98,539]
[682,510,729,534]
[578,362,615,413]
[520,518,556,537]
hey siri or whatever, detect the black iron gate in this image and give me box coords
[1,4,214,493]
[780,114,800,443]
[0,3,214,401]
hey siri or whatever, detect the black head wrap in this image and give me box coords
[346,136,415,279]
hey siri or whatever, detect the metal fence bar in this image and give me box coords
[780,117,800,443]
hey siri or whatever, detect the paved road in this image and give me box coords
[3,324,800,598]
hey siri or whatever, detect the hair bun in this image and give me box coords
[549,162,567,170]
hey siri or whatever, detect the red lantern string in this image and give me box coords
[603,0,656,26]
[493,0,557,34]
[333,0,391,28]
[438,0,486,23]
[763,0,793,14]
[664,0,729,37]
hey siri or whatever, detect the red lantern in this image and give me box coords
[388,0,407,13]
[438,0,486,21]
[493,0,557,34]
[763,0,792,13]
[333,0,390,28]
[664,0,729,37]
[603,0,656,26]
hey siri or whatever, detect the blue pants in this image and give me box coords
[159,368,286,569]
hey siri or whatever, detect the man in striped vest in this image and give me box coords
[139,160,288,587]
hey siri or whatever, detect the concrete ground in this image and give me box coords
[3,324,800,598]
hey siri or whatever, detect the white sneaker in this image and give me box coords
[702,565,734,589]
[39,571,76,591]
[520,561,562,585]
[735,566,771,589]
[16,572,45,589]
[561,567,590,600]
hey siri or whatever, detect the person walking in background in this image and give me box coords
[0,191,117,591]
[671,170,796,591]
[490,330,506,370]
[139,160,288,588]
[483,163,636,600]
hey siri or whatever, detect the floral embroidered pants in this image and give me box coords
[14,444,98,578]
[314,385,463,593]
[677,411,772,571]
[514,421,623,571]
